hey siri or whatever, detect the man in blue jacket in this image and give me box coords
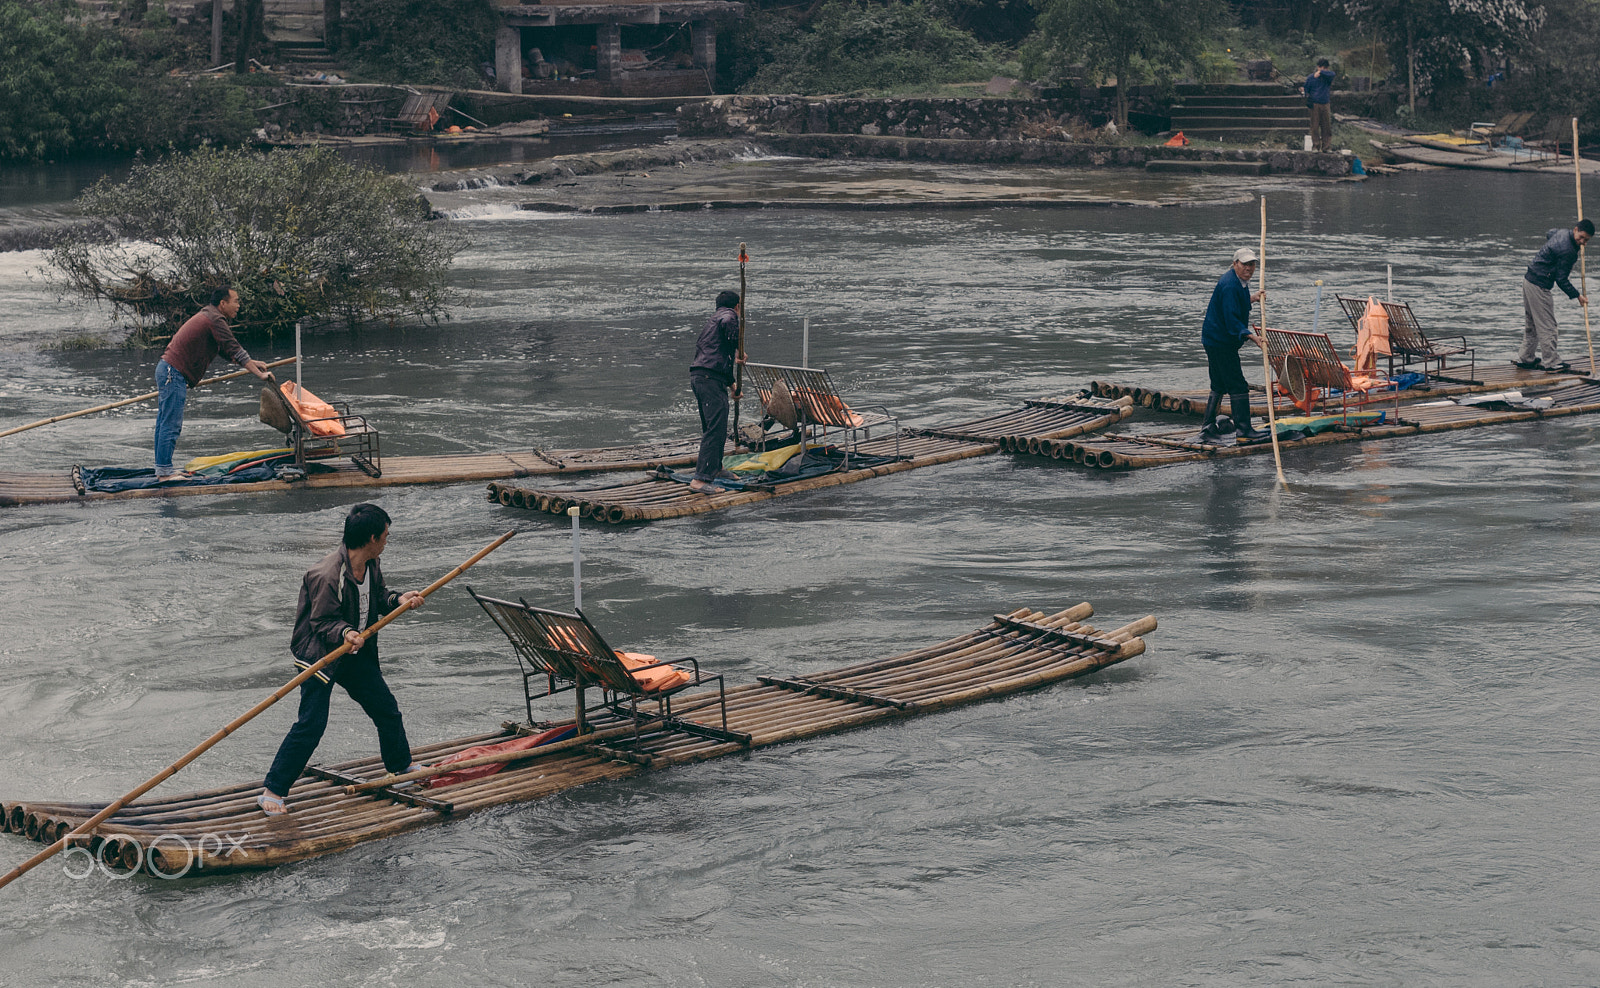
[1200,247,1268,443]
[1515,219,1593,372]
[1303,58,1335,152]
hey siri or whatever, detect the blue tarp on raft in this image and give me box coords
[75,453,300,494]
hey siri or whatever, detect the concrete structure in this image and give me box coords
[494,2,743,97]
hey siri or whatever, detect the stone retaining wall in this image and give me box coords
[252,85,414,137]
[680,97,1353,176]
[679,95,1079,141]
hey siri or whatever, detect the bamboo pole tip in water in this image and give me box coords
[1314,279,1324,286]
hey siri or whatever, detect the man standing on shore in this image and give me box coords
[688,290,745,494]
[154,286,275,480]
[1199,248,1269,444]
[1303,58,1335,153]
[258,503,424,815]
[1515,220,1593,372]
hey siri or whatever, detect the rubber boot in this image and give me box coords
[1196,392,1227,443]
[1231,393,1269,441]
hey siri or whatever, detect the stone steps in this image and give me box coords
[1167,83,1309,138]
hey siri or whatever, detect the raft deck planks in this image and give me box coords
[0,440,706,508]
[1090,359,1593,417]
[1046,378,1600,469]
[0,603,1156,876]
[491,398,1135,523]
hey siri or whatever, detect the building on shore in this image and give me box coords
[491,1,745,97]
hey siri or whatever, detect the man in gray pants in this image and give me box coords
[1515,218,1593,372]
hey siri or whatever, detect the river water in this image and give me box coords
[1,162,1598,986]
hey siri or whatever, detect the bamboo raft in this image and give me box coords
[1088,358,1593,417]
[489,396,1134,524]
[0,602,1155,877]
[0,439,707,508]
[1043,377,1600,469]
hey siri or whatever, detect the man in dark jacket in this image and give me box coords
[1199,248,1268,443]
[1303,58,1335,152]
[688,290,745,494]
[1515,219,1593,372]
[154,285,275,479]
[258,503,424,815]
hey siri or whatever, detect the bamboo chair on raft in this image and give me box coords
[741,362,900,468]
[466,589,745,744]
[1336,295,1476,382]
[258,381,382,477]
[1265,326,1402,422]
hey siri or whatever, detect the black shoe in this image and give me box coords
[1229,393,1270,441]
[1512,359,1542,370]
[1195,392,1224,443]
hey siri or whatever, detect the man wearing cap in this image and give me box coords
[1199,248,1269,443]
[1514,219,1593,373]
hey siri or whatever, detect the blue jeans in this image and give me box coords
[153,360,188,475]
[263,651,412,797]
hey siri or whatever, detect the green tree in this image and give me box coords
[1340,0,1545,113]
[742,0,998,95]
[49,147,465,336]
[0,0,134,160]
[344,0,499,88]
[1023,0,1224,128]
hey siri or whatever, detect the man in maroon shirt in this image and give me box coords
[153,286,274,479]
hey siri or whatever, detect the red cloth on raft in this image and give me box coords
[426,723,579,788]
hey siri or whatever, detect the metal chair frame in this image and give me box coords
[259,385,382,477]
[1266,327,1402,424]
[467,589,740,743]
[742,362,900,468]
[1335,295,1476,382]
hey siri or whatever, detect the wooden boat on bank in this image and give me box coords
[0,602,1156,878]
[1376,141,1600,174]
[489,396,1133,524]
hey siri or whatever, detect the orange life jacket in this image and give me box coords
[279,381,346,436]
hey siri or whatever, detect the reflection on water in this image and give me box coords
[2,169,1600,986]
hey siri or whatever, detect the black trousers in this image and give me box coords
[690,370,730,482]
[1204,344,1250,395]
[263,651,411,796]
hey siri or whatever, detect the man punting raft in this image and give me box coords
[687,289,746,494]
[1515,218,1593,373]
[258,504,427,815]
[1197,247,1272,445]
[154,286,278,480]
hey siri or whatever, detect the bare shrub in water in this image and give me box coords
[48,146,464,338]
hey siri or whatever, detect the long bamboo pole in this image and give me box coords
[1575,118,1594,376]
[0,530,516,893]
[732,243,749,441]
[0,356,296,440]
[1258,196,1287,487]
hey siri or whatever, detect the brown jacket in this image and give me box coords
[290,546,400,682]
[159,305,251,386]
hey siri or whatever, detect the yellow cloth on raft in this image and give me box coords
[183,448,293,472]
[726,443,802,473]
